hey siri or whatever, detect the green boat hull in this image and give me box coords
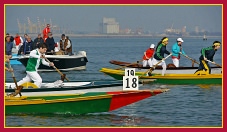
[5,92,111,115]
[103,72,222,85]
[5,89,168,115]
[152,78,222,85]
[5,97,111,115]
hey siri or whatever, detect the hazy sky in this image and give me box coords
[5,5,222,33]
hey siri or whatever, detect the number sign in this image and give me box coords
[123,68,139,90]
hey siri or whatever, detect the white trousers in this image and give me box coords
[152,58,166,76]
[17,71,42,88]
[142,59,153,67]
[172,58,179,67]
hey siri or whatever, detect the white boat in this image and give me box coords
[9,54,22,65]
[5,80,127,97]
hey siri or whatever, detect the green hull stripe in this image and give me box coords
[104,73,222,85]
[6,97,112,115]
[5,92,114,115]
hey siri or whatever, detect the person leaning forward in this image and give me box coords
[142,44,155,67]
[151,37,171,76]
[15,43,54,88]
[194,41,221,74]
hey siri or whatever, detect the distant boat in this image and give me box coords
[203,34,207,41]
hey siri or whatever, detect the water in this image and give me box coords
[5,37,222,127]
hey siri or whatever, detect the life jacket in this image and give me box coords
[42,27,50,42]
[14,36,21,45]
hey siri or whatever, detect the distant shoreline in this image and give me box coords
[9,33,222,39]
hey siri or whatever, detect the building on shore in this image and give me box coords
[99,17,120,34]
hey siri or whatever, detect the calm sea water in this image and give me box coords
[5,37,222,127]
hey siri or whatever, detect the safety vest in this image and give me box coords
[14,36,21,45]
[60,39,72,53]
[42,27,50,42]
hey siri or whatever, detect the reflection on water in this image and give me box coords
[110,115,152,127]
[6,112,152,127]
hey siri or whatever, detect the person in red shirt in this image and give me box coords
[142,44,155,67]
[42,24,51,42]
[13,33,23,50]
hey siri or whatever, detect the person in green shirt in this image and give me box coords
[16,43,54,88]
[194,41,221,74]
[151,37,171,76]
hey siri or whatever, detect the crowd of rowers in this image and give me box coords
[142,37,221,76]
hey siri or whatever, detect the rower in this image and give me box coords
[194,41,221,74]
[12,43,54,96]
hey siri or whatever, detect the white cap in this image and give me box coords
[177,38,184,42]
[150,44,155,48]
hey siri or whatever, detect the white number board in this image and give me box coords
[123,68,139,91]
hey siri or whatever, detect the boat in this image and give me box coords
[17,51,88,71]
[109,60,222,74]
[5,88,169,115]
[99,68,222,85]
[203,33,207,41]
[5,80,129,97]
[9,54,22,65]
[8,47,22,65]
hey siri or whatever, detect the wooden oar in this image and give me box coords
[115,59,143,70]
[141,53,172,76]
[44,56,70,81]
[206,60,222,68]
[7,62,22,97]
[179,52,200,65]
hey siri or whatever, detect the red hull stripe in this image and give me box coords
[108,91,152,111]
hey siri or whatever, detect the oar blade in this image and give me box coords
[61,74,66,81]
